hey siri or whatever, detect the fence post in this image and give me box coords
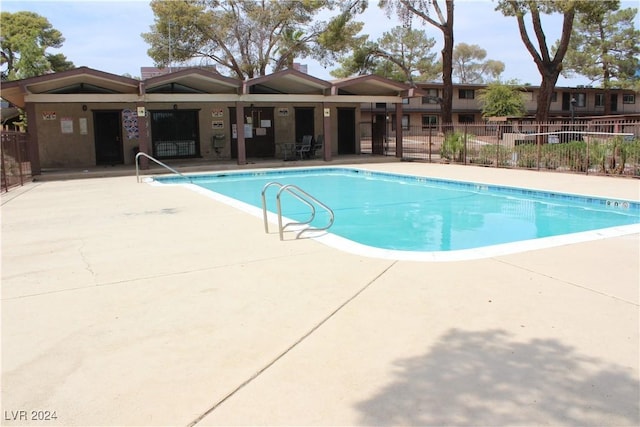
[536,122,542,170]
[495,131,500,168]
[1,136,6,193]
[15,135,23,186]
[428,126,432,162]
[463,123,467,164]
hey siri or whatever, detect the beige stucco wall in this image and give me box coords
[32,100,362,168]
[34,102,143,168]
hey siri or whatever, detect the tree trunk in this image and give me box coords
[536,70,560,122]
[440,0,454,126]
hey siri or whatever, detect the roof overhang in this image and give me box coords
[144,68,241,94]
[1,67,139,108]
[244,68,331,95]
[331,75,416,97]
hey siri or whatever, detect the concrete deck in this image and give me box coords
[2,162,639,426]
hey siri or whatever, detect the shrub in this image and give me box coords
[441,131,468,162]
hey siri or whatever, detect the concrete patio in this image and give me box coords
[2,162,638,426]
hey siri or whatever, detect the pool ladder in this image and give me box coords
[261,182,334,240]
[135,152,188,183]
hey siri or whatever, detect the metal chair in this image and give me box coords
[312,134,323,158]
[294,135,313,159]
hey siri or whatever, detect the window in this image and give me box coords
[459,89,475,99]
[551,92,557,102]
[573,93,586,107]
[375,102,387,109]
[402,98,410,104]
[151,110,200,159]
[458,114,475,123]
[623,94,635,104]
[422,89,440,104]
[422,115,438,128]
[595,93,605,107]
[391,114,410,131]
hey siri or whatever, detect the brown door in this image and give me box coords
[338,108,356,154]
[372,114,386,155]
[229,107,275,158]
[94,111,123,165]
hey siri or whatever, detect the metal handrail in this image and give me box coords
[261,181,334,240]
[135,152,187,183]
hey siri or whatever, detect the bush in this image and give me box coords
[441,131,468,162]
[515,144,538,168]
[473,144,510,166]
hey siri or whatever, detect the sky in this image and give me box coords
[2,0,636,86]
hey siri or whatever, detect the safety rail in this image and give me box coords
[261,181,334,240]
[135,152,188,183]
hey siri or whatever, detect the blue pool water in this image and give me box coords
[154,167,640,254]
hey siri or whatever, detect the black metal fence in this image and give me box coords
[1,130,32,192]
[360,120,640,178]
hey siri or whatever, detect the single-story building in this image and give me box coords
[1,67,419,173]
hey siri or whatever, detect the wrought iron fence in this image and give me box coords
[361,120,640,178]
[1,130,32,192]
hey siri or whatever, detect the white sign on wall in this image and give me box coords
[61,118,73,134]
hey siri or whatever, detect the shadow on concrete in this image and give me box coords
[356,329,639,426]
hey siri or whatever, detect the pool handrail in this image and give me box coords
[135,152,187,183]
[261,181,334,240]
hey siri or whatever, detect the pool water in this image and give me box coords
[154,167,640,256]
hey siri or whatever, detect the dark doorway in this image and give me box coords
[372,114,387,155]
[610,94,618,112]
[337,108,356,154]
[94,111,123,165]
[295,107,315,143]
[150,110,200,159]
[229,107,275,158]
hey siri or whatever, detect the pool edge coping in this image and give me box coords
[147,166,640,262]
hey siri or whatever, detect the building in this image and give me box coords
[2,67,638,173]
[0,67,415,172]
[361,82,639,132]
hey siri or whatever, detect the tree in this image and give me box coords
[495,0,619,122]
[330,26,440,84]
[560,7,640,114]
[142,0,367,80]
[477,80,526,118]
[452,43,504,83]
[0,11,75,80]
[379,0,455,124]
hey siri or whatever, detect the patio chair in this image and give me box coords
[312,134,324,158]
[295,135,313,159]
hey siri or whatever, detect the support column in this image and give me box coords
[136,102,149,169]
[322,104,332,161]
[23,102,41,175]
[235,102,247,165]
[395,102,403,158]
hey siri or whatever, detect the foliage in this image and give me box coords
[142,0,367,80]
[473,144,511,166]
[514,144,538,168]
[495,0,620,122]
[331,26,439,83]
[379,0,454,124]
[452,43,504,84]
[1,11,75,80]
[511,138,640,174]
[441,131,468,162]
[477,80,526,119]
[561,7,640,94]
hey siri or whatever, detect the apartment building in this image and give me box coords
[362,82,640,131]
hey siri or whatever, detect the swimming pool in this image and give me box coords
[152,167,640,261]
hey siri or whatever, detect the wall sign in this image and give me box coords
[60,117,73,134]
